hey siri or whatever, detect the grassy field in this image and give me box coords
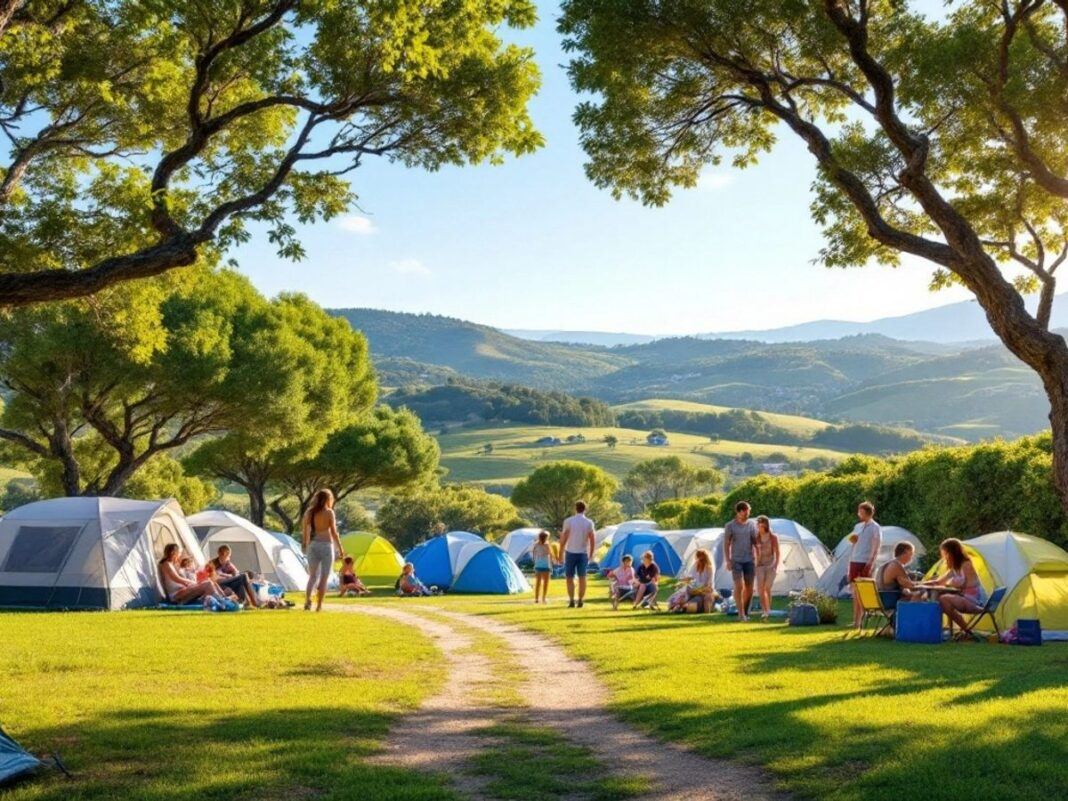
[0,610,453,801]
[438,423,845,486]
[612,398,833,437]
[322,587,1068,801]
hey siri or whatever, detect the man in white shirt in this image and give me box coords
[848,500,882,629]
[558,500,596,608]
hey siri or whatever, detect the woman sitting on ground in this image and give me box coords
[875,542,919,609]
[158,544,225,605]
[632,550,660,609]
[609,554,637,610]
[211,544,259,608]
[669,548,717,613]
[928,538,985,633]
[397,563,432,596]
[339,556,371,597]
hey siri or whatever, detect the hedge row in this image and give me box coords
[650,433,1066,553]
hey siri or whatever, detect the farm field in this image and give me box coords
[436,423,845,486]
[611,397,834,436]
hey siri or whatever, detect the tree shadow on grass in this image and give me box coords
[12,706,461,801]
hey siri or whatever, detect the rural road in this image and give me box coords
[331,604,789,801]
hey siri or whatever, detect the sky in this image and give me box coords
[232,2,975,336]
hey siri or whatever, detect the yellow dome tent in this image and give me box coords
[926,531,1068,640]
[339,532,405,584]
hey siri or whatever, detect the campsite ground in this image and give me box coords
[4,587,1067,801]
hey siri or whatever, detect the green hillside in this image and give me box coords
[331,309,632,390]
[437,423,845,486]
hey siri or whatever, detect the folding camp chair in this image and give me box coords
[852,578,895,637]
[954,586,1007,642]
[608,577,636,610]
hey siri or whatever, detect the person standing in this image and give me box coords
[302,488,346,612]
[723,501,758,621]
[848,500,882,629]
[558,500,596,608]
[531,530,554,604]
[753,516,780,621]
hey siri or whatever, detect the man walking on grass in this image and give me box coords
[849,500,882,629]
[724,501,758,621]
[559,500,596,608]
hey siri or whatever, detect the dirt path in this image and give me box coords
[333,604,788,801]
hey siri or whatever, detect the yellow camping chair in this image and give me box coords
[853,578,895,637]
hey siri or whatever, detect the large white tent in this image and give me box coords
[0,497,202,610]
[595,519,658,549]
[188,510,310,591]
[818,526,926,598]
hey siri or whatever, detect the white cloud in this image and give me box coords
[697,170,734,191]
[390,258,431,277]
[337,214,377,235]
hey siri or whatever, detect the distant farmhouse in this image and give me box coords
[762,462,788,476]
[535,436,563,447]
[647,432,669,446]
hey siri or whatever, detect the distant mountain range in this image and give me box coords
[506,293,1068,346]
[330,307,1052,442]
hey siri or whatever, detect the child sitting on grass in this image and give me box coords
[397,563,432,596]
[609,554,637,610]
[339,555,371,597]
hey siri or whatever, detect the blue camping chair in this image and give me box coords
[955,586,1007,641]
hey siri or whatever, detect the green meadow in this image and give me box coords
[437,423,844,486]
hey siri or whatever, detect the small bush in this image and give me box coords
[792,588,838,624]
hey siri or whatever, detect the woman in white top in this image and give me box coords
[303,488,347,612]
[671,549,716,613]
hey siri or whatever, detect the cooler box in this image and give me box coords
[895,602,942,644]
[1016,619,1042,646]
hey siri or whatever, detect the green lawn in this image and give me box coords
[330,586,1068,801]
[612,398,833,437]
[438,423,845,486]
[0,610,454,801]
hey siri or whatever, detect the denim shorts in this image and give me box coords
[564,551,589,579]
[732,560,755,582]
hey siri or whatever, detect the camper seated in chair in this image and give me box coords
[397,563,432,596]
[875,542,920,609]
[669,549,717,613]
[609,555,637,610]
[632,551,661,610]
[211,545,260,608]
[339,556,371,597]
[159,544,226,605]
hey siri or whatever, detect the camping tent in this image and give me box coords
[677,528,725,573]
[451,540,531,594]
[339,532,405,583]
[658,530,700,562]
[0,726,41,785]
[405,531,485,589]
[925,531,1068,640]
[818,526,926,598]
[501,527,542,567]
[187,510,310,591]
[0,497,202,610]
[710,518,830,595]
[600,530,683,575]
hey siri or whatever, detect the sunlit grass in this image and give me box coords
[0,610,454,801]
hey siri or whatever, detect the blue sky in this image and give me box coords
[233,2,974,336]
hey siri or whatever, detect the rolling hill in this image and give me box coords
[331,308,1054,441]
[437,423,845,487]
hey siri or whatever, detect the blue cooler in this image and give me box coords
[895,602,943,644]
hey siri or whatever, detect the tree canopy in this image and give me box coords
[510,460,622,529]
[0,0,541,305]
[560,0,1068,510]
[376,484,524,551]
[622,456,722,512]
[0,266,307,497]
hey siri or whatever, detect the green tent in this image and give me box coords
[339,532,405,583]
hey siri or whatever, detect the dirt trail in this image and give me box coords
[333,604,788,801]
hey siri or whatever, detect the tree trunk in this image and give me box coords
[269,497,296,534]
[247,483,268,528]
